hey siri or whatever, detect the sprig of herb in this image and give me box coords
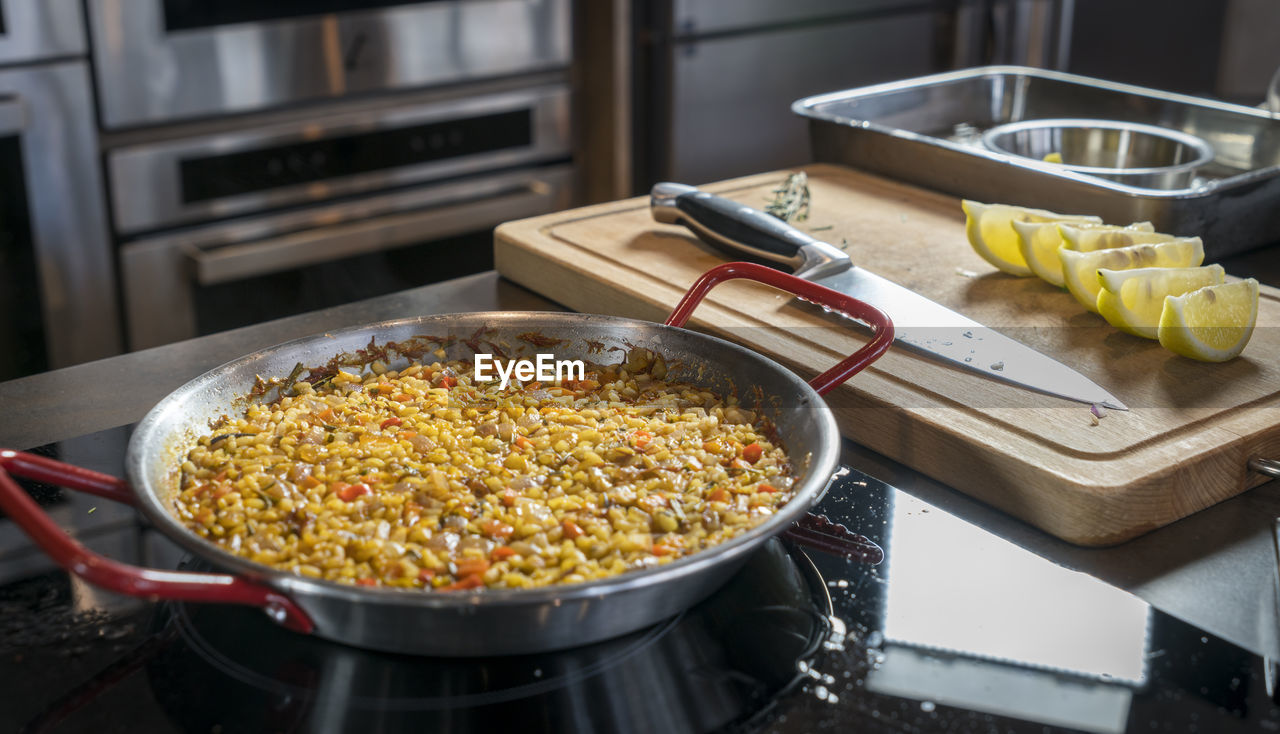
[765,172,810,223]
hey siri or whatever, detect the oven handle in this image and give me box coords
[189,178,561,286]
[0,97,27,136]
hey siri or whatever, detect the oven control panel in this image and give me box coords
[180,109,532,204]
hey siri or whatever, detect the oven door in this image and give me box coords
[119,165,572,350]
[0,63,119,379]
[86,0,571,129]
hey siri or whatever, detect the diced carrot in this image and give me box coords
[418,568,437,583]
[562,519,584,539]
[631,430,652,449]
[355,578,378,587]
[396,430,417,440]
[481,520,514,539]
[637,495,668,515]
[440,575,484,592]
[316,407,335,423]
[652,544,674,556]
[439,375,458,388]
[392,393,413,402]
[380,416,403,430]
[500,489,518,507]
[336,482,371,502]
[527,381,542,390]
[373,383,394,394]
[491,546,518,561]
[514,436,533,450]
[742,443,764,464]
[453,557,491,577]
[708,487,729,503]
[757,484,778,494]
[300,475,323,490]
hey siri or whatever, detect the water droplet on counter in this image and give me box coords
[812,685,838,703]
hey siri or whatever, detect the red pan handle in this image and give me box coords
[665,262,894,395]
[0,450,314,634]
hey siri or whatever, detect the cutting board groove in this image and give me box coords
[495,164,1280,545]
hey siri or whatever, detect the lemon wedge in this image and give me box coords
[1059,238,1205,313]
[962,200,1101,276]
[1012,220,1154,287]
[1096,265,1226,338]
[1158,279,1260,361]
[1059,223,1174,252]
[1042,152,1064,164]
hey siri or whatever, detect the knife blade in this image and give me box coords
[650,182,1127,410]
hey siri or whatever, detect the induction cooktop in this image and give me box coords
[2,426,1278,733]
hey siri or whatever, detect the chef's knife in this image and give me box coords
[651,182,1127,410]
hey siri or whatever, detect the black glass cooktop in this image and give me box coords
[2,426,1280,733]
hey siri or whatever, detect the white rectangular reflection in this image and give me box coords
[881,494,1149,685]
[869,644,1133,734]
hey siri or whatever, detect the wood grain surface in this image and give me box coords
[494,164,1280,545]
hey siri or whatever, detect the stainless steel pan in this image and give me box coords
[0,263,892,656]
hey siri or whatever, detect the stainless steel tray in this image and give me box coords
[793,65,1280,258]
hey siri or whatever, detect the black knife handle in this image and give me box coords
[651,182,851,280]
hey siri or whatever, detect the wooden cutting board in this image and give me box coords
[494,164,1280,546]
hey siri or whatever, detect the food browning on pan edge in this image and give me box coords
[172,349,793,591]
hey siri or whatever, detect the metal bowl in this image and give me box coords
[981,118,1216,189]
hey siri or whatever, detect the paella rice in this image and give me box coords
[172,349,794,591]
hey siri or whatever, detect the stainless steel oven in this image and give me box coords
[116,81,572,350]
[86,0,571,129]
[0,2,119,381]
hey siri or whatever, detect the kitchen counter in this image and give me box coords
[3,269,1280,733]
